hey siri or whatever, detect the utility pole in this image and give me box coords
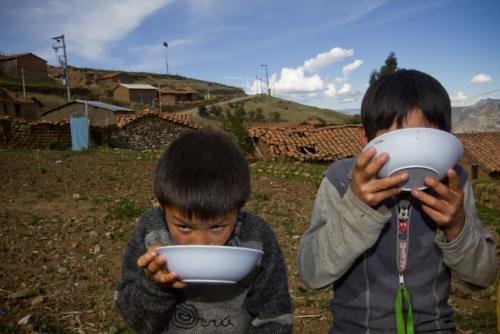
[21,67,26,97]
[260,64,270,96]
[163,41,169,75]
[52,34,71,101]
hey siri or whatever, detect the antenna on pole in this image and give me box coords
[163,41,169,75]
[52,34,71,101]
[260,64,270,96]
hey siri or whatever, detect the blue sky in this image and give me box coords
[1,0,499,111]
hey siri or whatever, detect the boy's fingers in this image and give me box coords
[154,271,176,283]
[172,280,187,289]
[355,147,377,172]
[364,152,389,177]
[411,187,446,213]
[147,254,166,275]
[420,204,447,224]
[372,173,408,192]
[446,169,462,193]
[137,251,157,268]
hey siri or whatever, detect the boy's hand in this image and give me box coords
[137,244,187,289]
[351,147,408,208]
[411,168,465,242]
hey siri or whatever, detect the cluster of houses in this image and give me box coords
[1,53,499,182]
[0,52,200,124]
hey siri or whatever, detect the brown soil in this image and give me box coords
[0,148,496,333]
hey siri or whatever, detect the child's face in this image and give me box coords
[376,107,437,137]
[164,207,237,245]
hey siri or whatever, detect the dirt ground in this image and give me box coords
[0,148,497,333]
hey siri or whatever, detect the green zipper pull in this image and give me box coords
[395,274,414,334]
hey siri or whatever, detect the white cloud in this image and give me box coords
[470,73,492,84]
[303,47,353,73]
[325,83,337,98]
[451,91,468,101]
[272,67,325,94]
[342,59,363,77]
[28,0,173,60]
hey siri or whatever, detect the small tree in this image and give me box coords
[369,52,398,85]
[222,103,254,155]
[270,111,281,122]
[211,105,223,118]
[198,103,208,117]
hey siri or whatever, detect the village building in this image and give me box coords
[96,72,134,86]
[111,111,201,150]
[0,53,48,80]
[113,84,157,106]
[249,124,362,162]
[41,99,135,126]
[0,88,44,121]
[159,86,198,106]
[457,132,500,180]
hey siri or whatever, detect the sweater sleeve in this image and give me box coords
[435,179,497,289]
[244,218,293,334]
[114,218,177,333]
[298,177,392,289]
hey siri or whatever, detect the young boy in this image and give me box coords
[298,69,497,333]
[115,129,293,333]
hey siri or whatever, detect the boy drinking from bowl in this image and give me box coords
[115,129,293,333]
[298,69,496,333]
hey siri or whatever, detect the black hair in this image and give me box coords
[154,129,250,220]
[361,69,451,141]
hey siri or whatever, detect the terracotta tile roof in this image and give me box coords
[249,124,362,162]
[456,132,500,174]
[115,111,202,130]
[159,86,197,94]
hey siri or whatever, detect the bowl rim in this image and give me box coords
[156,245,264,255]
[367,127,458,144]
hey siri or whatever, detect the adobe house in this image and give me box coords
[249,124,362,162]
[41,99,136,126]
[159,86,198,106]
[96,72,134,86]
[456,132,500,180]
[0,53,48,80]
[113,84,157,106]
[0,88,44,121]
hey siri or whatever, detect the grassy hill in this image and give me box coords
[189,94,355,128]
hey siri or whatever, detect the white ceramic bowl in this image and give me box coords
[155,245,264,284]
[364,128,464,191]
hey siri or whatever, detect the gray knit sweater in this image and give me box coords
[115,208,293,333]
[298,157,497,333]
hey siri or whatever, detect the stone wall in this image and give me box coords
[0,116,195,151]
[109,116,193,150]
[0,117,72,148]
[474,182,500,209]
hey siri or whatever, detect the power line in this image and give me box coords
[451,88,500,102]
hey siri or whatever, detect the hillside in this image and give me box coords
[452,99,500,133]
[186,94,355,128]
[0,65,246,111]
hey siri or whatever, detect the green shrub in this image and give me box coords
[221,103,254,155]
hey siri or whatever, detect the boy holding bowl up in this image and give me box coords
[115,129,293,333]
[298,69,496,333]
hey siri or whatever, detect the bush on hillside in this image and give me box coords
[222,103,254,155]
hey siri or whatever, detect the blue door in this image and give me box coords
[70,116,89,151]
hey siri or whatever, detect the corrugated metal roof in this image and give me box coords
[119,84,157,90]
[74,99,135,112]
[41,99,135,116]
